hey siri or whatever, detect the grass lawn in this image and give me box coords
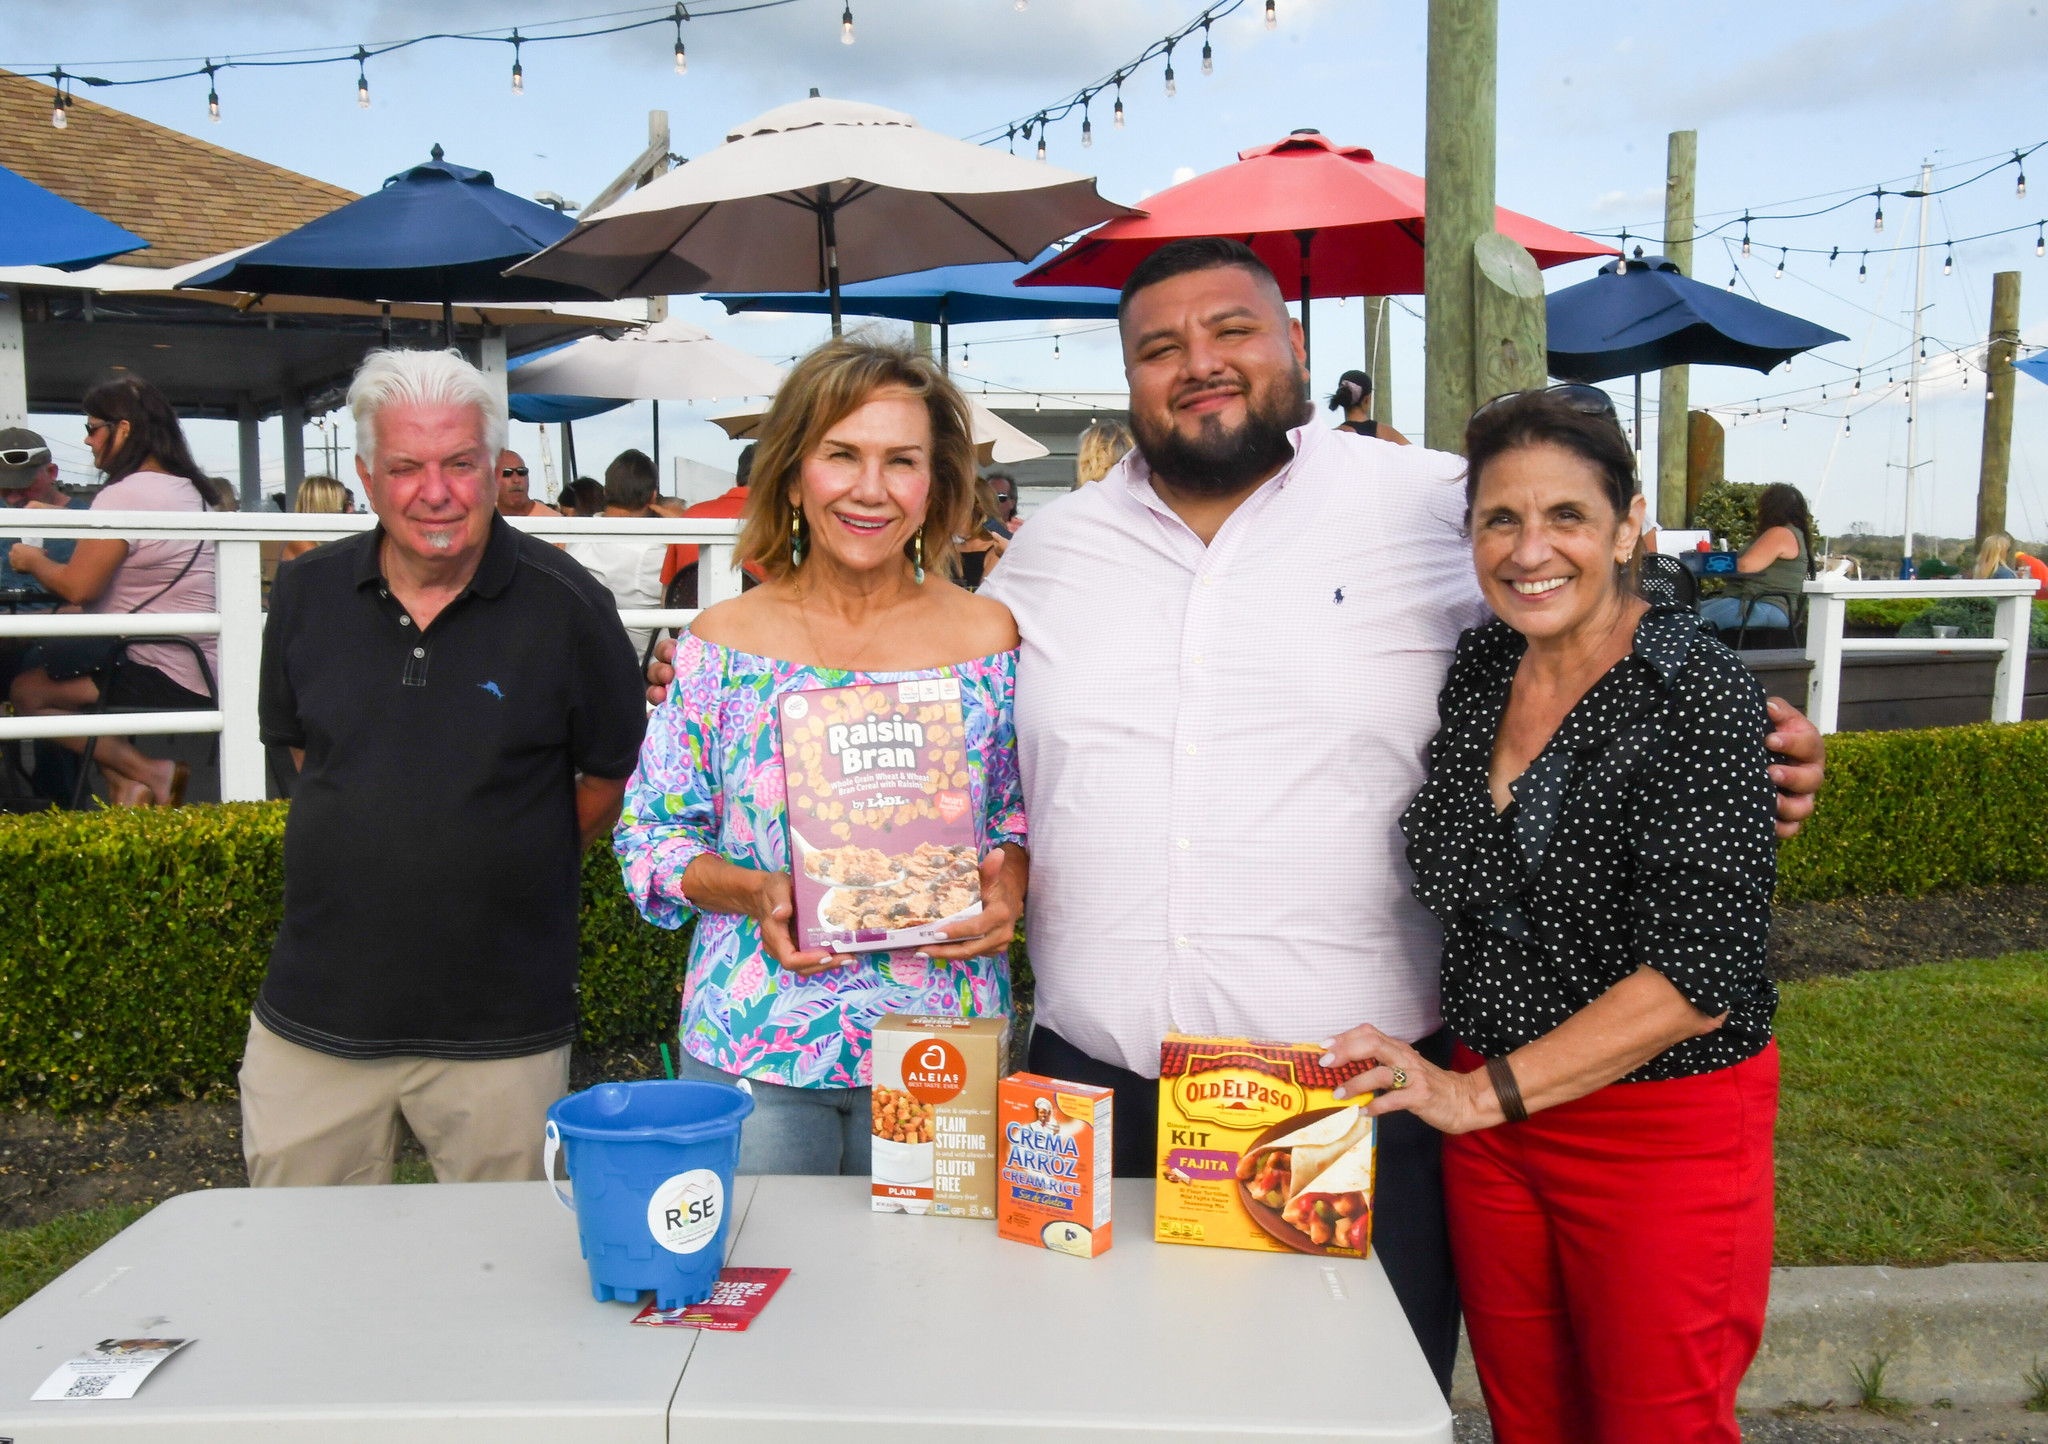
[0,954,2041,1316]
[1774,952,2048,1266]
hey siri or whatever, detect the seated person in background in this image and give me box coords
[559,477,604,517]
[0,427,92,701]
[1973,530,2019,580]
[1699,482,1812,635]
[953,478,1009,591]
[662,443,755,606]
[496,449,558,519]
[1074,420,1134,488]
[281,476,350,563]
[564,450,666,657]
[983,468,1019,538]
[1328,369,1411,445]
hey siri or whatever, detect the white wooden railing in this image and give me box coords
[0,512,743,800]
[1803,575,2039,734]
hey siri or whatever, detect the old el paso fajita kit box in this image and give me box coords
[779,679,983,955]
[1155,1035,1378,1258]
[997,1074,1113,1257]
[870,1015,1008,1218]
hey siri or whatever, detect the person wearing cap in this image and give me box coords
[0,428,90,604]
[1328,370,1411,445]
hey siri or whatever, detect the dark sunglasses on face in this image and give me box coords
[0,449,49,467]
[1474,382,1620,422]
[500,467,529,478]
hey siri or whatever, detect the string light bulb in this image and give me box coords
[841,5,854,44]
[1164,43,1176,98]
[1775,249,1785,280]
[1943,248,1952,276]
[1054,335,1061,361]
[1113,83,1124,129]
[1035,115,1046,162]
[2017,151,2028,199]
[1202,21,1214,75]
[1872,188,1884,233]
[1854,370,1862,392]
[510,33,524,95]
[1828,246,1839,265]
[1080,102,1092,148]
[51,92,67,129]
[1857,251,1867,282]
[1727,271,1737,291]
[1782,412,1788,431]
[1740,212,1751,256]
[204,61,219,123]
[1266,0,1277,28]
[2037,223,2045,258]
[355,48,370,109]
[674,37,686,73]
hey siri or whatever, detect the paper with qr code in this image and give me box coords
[631,1268,790,1331]
[32,1338,192,1400]
[779,680,983,955]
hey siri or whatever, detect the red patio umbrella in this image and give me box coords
[1017,129,1616,367]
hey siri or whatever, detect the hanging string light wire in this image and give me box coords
[968,1,1254,147]
[7,0,808,107]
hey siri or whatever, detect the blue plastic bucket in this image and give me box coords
[544,1079,754,1309]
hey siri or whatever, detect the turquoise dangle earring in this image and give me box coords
[913,527,926,584]
[790,507,805,568]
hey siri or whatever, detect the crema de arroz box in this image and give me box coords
[997,1073,1113,1257]
[870,1015,1008,1219]
[1155,1035,1377,1258]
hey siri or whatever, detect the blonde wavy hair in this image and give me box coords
[1075,419,1134,487]
[736,334,977,583]
[293,475,349,514]
[1973,530,2017,579]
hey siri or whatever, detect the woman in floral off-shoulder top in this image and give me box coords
[615,335,1027,1176]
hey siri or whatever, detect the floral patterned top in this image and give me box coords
[615,633,1027,1089]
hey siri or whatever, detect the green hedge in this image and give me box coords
[1776,721,2048,904]
[9,718,2048,1105]
[0,803,688,1110]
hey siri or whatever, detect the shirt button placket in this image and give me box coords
[1165,566,1219,1026]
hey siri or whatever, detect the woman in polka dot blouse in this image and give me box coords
[1327,387,1779,1444]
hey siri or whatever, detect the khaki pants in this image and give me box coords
[238,1016,571,1187]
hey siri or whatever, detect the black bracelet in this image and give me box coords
[1485,1055,1529,1124]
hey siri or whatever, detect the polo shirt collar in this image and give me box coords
[355,512,520,599]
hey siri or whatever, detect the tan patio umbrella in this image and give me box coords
[509,96,1137,333]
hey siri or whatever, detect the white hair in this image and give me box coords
[348,348,506,471]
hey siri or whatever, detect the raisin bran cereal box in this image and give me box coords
[996,1074,1113,1257]
[1155,1035,1377,1257]
[870,1015,1008,1218]
[779,679,982,955]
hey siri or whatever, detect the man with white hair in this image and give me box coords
[244,348,647,1187]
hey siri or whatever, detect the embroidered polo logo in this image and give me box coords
[1334,587,1345,604]
[479,681,504,700]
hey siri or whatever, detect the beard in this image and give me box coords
[1132,365,1310,497]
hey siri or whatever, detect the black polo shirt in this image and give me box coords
[256,515,647,1060]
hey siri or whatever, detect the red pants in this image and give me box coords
[1445,1042,1778,1444]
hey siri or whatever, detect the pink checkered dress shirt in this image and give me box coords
[980,422,1491,1077]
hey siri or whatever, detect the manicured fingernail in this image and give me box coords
[1319,1053,1336,1068]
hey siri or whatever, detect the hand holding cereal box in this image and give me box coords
[1155,1035,1377,1258]
[778,680,983,955]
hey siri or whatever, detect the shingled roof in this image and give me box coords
[0,68,356,269]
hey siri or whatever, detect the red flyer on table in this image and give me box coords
[631,1268,790,1331]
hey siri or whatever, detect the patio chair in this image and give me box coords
[70,637,220,809]
[1726,590,1806,652]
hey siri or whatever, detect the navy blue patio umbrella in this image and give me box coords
[180,146,607,341]
[1546,253,1847,444]
[708,248,1119,368]
[0,163,149,270]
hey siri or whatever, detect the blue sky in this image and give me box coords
[7,0,2045,539]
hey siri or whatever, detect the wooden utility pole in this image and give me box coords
[1471,234,1547,401]
[1657,129,1696,528]
[1423,0,1497,453]
[1975,270,2022,546]
[1363,297,1393,423]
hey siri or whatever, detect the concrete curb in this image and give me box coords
[1447,1262,2048,1410]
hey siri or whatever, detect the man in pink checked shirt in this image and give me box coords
[648,238,1825,1395]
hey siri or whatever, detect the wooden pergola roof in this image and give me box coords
[0,68,356,268]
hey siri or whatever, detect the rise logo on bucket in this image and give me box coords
[647,1169,725,1254]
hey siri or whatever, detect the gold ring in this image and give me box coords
[1390,1067,1409,1090]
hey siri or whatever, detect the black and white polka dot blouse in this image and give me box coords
[1399,606,1778,1083]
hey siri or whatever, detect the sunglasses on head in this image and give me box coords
[0,449,49,468]
[500,466,529,478]
[1474,383,1620,422]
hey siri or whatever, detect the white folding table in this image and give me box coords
[0,1177,1451,1442]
